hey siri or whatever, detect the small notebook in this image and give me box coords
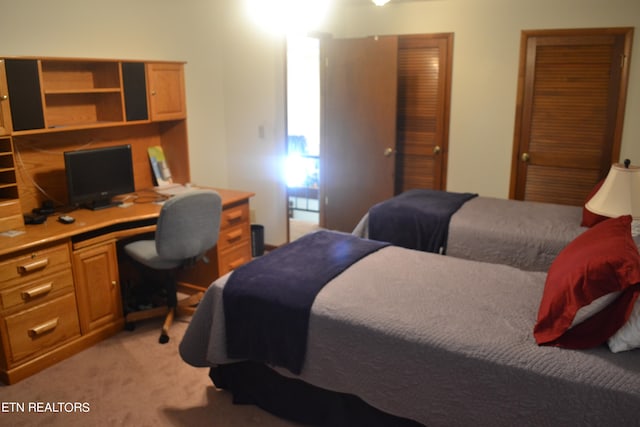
[147,146,173,187]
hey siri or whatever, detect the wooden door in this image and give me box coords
[73,241,123,334]
[510,28,633,206]
[396,34,453,193]
[146,62,186,121]
[320,36,398,232]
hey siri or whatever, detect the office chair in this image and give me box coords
[123,189,222,343]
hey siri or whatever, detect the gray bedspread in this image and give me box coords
[180,246,640,427]
[353,196,586,271]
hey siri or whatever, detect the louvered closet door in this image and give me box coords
[510,28,633,206]
[396,34,453,193]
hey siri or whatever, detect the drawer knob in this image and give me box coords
[21,282,54,300]
[225,211,243,222]
[226,230,243,241]
[18,258,49,274]
[28,318,59,337]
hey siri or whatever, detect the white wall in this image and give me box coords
[220,2,288,245]
[1,0,639,247]
[325,0,640,197]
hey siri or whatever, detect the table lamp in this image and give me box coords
[586,159,640,236]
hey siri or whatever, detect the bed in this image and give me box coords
[352,190,588,271]
[180,221,640,427]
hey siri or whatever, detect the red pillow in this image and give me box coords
[534,215,640,349]
[581,179,608,227]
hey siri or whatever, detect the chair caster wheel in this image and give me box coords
[159,334,169,344]
[125,322,135,331]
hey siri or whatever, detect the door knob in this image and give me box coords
[433,145,441,154]
[521,152,530,162]
[383,147,394,157]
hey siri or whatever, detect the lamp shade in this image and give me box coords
[585,162,640,219]
[372,0,391,5]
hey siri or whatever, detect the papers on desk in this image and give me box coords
[0,230,26,237]
[154,183,196,196]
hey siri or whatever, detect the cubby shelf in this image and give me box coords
[40,60,121,91]
[0,134,20,232]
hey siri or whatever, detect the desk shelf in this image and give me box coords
[43,91,124,128]
[3,57,153,132]
[39,60,125,128]
[40,60,121,91]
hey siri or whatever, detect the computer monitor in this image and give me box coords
[64,144,135,210]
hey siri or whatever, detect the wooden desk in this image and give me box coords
[0,187,253,384]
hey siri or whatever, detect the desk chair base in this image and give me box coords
[124,286,203,344]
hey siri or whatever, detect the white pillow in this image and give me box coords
[608,298,640,353]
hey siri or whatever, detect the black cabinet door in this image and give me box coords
[4,59,45,131]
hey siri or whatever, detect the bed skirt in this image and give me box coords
[210,361,424,427]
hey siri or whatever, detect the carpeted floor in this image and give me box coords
[289,219,321,242]
[0,318,304,427]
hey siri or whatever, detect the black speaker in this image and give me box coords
[4,59,45,131]
[122,62,149,121]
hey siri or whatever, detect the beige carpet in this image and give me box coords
[0,318,303,427]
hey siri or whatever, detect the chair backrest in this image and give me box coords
[155,189,222,262]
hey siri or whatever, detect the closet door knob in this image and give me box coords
[433,145,441,154]
[521,152,530,162]
[383,147,394,157]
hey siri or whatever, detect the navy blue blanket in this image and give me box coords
[368,189,477,254]
[223,230,389,374]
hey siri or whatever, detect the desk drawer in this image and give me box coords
[218,241,252,276]
[0,269,74,312]
[220,203,249,230]
[4,293,80,365]
[217,222,250,253]
[0,243,71,286]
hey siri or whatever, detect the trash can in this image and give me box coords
[251,224,265,257]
